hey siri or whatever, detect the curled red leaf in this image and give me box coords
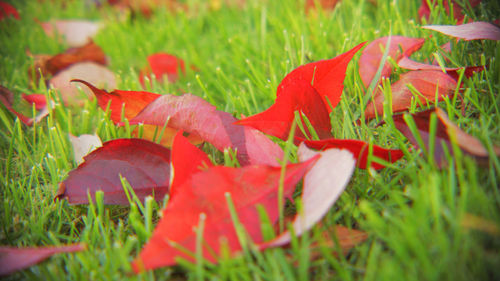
[423,22,500,41]
[359,36,425,89]
[0,86,49,126]
[364,70,457,119]
[302,138,404,169]
[56,138,171,205]
[0,244,85,276]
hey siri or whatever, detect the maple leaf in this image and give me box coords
[359,36,425,89]
[132,134,318,272]
[56,138,171,205]
[393,108,500,167]
[301,138,404,169]
[236,43,365,141]
[422,21,500,41]
[0,244,85,276]
[364,70,457,119]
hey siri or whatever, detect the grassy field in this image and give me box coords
[1,0,499,280]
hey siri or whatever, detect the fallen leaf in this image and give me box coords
[461,213,500,236]
[22,94,47,110]
[418,0,481,23]
[279,42,365,112]
[302,138,404,169]
[128,93,284,166]
[49,62,116,105]
[359,36,425,89]
[0,86,49,126]
[68,133,102,165]
[169,132,213,198]
[139,53,186,87]
[132,145,318,271]
[29,41,107,82]
[0,244,85,276]
[364,70,457,119]
[397,56,485,81]
[422,22,500,41]
[261,144,356,248]
[235,79,332,141]
[56,138,171,205]
[305,0,340,13]
[393,108,500,167]
[0,1,19,20]
[40,20,102,47]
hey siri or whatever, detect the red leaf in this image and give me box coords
[22,94,47,111]
[55,138,171,205]
[261,144,356,248]
[302,138,404,169]
[397,56,485,80]
[236,79,331,140]
[0,244,85,276]
[132,154,318,271]
[0,86,49,126]
[359,36,425,88]
[364,70,457,119]
[139,53,186,87]
[169,132,213,198]
[304,0,340,13]
[394,108,500,167]
[72,79,159,123]
[418,0,481,23]
[423,22,500,41]
[128,93,283,166]
[0,1,19,20]
[279,42,365,112]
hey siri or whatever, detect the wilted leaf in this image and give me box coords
[50,62,116,105]
[56,138,171,205]
[423,22,500,41]
[132,141,318,271]
[139,53,186,87]
[393,108,500,167]
[418,0,481,23]
[29,41,107,82]
[129,93,284,166]
[68,133,102,165]
[40,20,102,47]
[235,79,331,141]
[359,36,425,88]
[302,138,404,169]
[0,1,19,20]
[0,244,85,276]
[397,56,485,80]
[262,144,356,248]
[364,70,457,119]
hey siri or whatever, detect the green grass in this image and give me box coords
[1,0,499,280]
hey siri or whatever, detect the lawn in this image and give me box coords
[1,0,499,280]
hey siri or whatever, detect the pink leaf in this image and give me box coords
[359,36,425,88]
[261,144,356,248]
[56,138,171,205]
[40,20,102,47]
[422,22,500,41]
[397,56,485,80]
[364,70,457,119]
[129,93,283,166]
[0,244,85,276]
